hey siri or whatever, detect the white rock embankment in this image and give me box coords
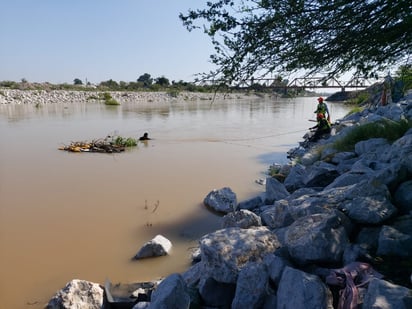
[0,88,257,105]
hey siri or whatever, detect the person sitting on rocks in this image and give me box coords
[309,113,331,142]
[139,132,151,141]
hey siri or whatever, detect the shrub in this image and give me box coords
[345,106,364,116]
[113,136,137,147]
[100,92,120,105]
[105,98,120,105]
[333,119,412,151]
[167,89,180,98]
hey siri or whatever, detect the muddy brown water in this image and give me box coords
[0,96,352,308]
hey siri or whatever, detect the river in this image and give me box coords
[0,95,352,308]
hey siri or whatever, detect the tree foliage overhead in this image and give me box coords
[180,0,412,82]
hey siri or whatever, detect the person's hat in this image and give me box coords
[317,97,324,102]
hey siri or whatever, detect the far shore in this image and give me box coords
[0,88,274,105]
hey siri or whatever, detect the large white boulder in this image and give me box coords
[134,235,172,259]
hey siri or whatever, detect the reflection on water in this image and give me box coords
[0,96,351,308]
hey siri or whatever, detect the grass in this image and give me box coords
[345,106,364,116]
[100,92,120,105]
[349,91,369,105]
[167,89,180,98]
[113,136,137,147]
[332,118,412,151]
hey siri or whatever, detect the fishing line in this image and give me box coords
[102,127,310,151]
[221,128,309,142]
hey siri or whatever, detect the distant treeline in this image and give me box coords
[0,72,295,96]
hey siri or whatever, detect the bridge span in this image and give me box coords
[203,75,381,92]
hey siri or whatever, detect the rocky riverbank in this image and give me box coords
[0,88,262,105]
[45,88,412,308]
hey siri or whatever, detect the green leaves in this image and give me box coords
[180,0,412,83]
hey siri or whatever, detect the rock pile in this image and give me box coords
[46,90,412,308]
[0,89,254,105]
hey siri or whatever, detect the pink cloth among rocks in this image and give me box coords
[326,262,383,309]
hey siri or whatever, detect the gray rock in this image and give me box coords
[377,225,412,257]
[349,159,375,175]
[285,212,349,265]
[46,279,104,309]
[288,187,319,199]
[264,254,291,287]
[277,267,333,309]
[394,180,412,214]
[203,187,237,213]
[376,104,405,121]
[271,226,289,246]
[181,262,203,288]
[260,200,293,229]
[222,209,262,229]
[262,187,358,231]
[300,150,321,166]
[231,262,269,309]
[302,162,340,188]
[371,160,404,190]
[189,247,201,263]
[132,302,150,309]
[324,172,367,190]
[149,274,190,309]
[363,278,412,309]
[199,227,280,283]
[198,277,236,308]
[338,180,397,224]
[238,195,263,210]
[354,137,389,157]
[262,293,277,309]
[283,163,306,192]
[384,133,412,173]
[390,214,412,235]
[342,243,371,265]
[355,227,382,251]
[336,156,360,174]
[320,146,339,161]
[330,151,357,164]
[264,177,290,204]
[134,235,172,259]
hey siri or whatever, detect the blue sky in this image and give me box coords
[0,1,216,84]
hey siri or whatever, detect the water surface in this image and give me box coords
[0,96,351,308]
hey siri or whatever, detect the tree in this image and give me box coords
[180,0,412,83]
[155,76,170,86]
[73,78,83,85]
[137,73,153,87]
[99,79,119,89]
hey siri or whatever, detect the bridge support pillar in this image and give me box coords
[341,87,345,92]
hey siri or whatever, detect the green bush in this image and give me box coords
[345,106,364,116]
[100,92,120,105]
[333,119,412,151]
[113,136,137,147]
[352,92,369,105]
[167,89,180,98]
[105,98,120,105]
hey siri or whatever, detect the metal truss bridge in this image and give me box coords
[204,75,381,92]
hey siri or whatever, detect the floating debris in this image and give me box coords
[59,135,137,153]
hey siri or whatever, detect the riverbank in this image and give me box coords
[45,86,412,307]
[0,88,266,105]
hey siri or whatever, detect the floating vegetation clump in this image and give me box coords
[59,135,138,153]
